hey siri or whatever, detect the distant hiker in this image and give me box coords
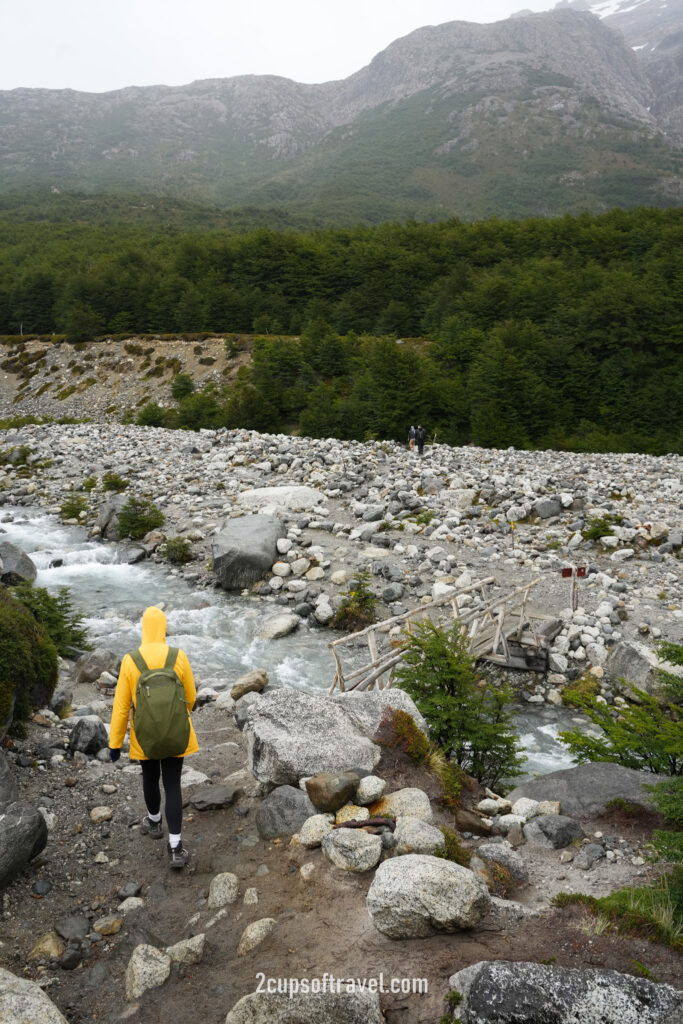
[415,424,426,455]
[109,606,198,870]
[408,425,416,450]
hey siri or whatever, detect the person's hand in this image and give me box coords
[109,748,121,763]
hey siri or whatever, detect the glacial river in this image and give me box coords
[1,507,584,780]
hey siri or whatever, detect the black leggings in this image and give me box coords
[140,757,184,834]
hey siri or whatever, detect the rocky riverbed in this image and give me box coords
[0,423,682,1022]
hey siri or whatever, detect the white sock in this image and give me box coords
[168,832,181,848]
[148,812,161,822]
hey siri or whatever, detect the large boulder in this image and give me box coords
[366,854,490,938]
[255,785,316,839]
[0,967,69,1023]
[244,689,381,785]
[507,762,666,817]
[369,787,433,823]
[225,990,384,1024]
[448,961,683,1024]
[96,494,127,541]
[604,640,683,696]
[331,688,427,740]
[0,752,18,810]
[0,802,48,889]
[212,515,286,590]
[0,542,36,584]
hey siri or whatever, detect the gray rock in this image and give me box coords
[367,854,490,938]
[393,817,446,855]
[523,814,583,849]
[49,684,73,717]
[298,813,335,848]
[574,842,606,870]
[0,751,18,810]
[236,918,277,956]
[234,691,263,730]
[207,872,239,908]
[0,541,37,584]
[0,802,48,888]
[532,497,562,519]
[255,785,316,839]
[321,828,383,872]
[356,775,386,806]
[212,515,285,590]
[330,687,427,741]
[166,934,205,964]
[258,613,300,639]
[605,640,683,696]
[96,494,127,541]
[469,842,529,887]
[190,784,241,811]
[55,915,90,941]
[225,990,384,1024]
[0,966,69,1023]
[448,960,683,1024]
[74,648,119,685]
[507,762,667,816]
[244,688,381,785]
[68,716,108,755]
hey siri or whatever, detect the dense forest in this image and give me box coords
[1,202,681,453]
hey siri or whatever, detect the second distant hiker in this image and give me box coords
[415,424,426,455]
[109,605,199,869]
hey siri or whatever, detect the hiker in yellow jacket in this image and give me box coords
[109,606,199,869]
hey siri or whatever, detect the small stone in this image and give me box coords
[243,888,259,905]
[118,897,145,914]
[207,872,239,908]
[125,944,172,1000]
[236,918,277,956]
[93,915,123,935]
[89,806,113,824]
[166,933,206,964]
[300,862,316,881]
[29,931,66,960]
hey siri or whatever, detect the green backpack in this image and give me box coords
[130,647,190,759]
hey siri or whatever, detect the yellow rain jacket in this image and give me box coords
[109,606,199,760]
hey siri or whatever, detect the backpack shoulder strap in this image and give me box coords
[164,647,180,671]
[129,649,149,675]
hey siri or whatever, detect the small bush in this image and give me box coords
[10,581,91,655]
[331,571,378,631]
[170,372,195,401]
[376,707,462,810]
[162,537,193,564]
[394,621,526,788]
[102,471,129,492]
[82,476,97,491]
[581,514,623,541]
[436,827,471,867]
[60,494,88,520]
[118,496,165,540]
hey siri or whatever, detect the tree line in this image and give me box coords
[1,206,681,453]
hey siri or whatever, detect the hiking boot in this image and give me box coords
[167,842,190,869]
[141,815,163,839]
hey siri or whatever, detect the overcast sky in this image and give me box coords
[0,0,561,93]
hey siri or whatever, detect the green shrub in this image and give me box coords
[0,587,58,732]
[436,827,471,866]
[60,494,88,520]
[559,666,683,777]
[136,401,172,427]
[10,581,91,655]
[118,496,165,540]
[82,476,97,491]
[162,537,193,564]
[648,776,683,863]
[581,514,623,541]
[394,621,525,788]
[330,571,378,631]
[102,471,129,492]
[170,372,195,401]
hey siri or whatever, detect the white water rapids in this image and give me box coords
[1,507,584,781]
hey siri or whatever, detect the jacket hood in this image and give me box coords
[141,606,167,645]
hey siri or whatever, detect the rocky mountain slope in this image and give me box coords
[0,9,680,221]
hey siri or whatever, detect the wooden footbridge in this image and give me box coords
[329,575,562,694]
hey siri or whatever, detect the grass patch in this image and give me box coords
[553,867,683,951]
